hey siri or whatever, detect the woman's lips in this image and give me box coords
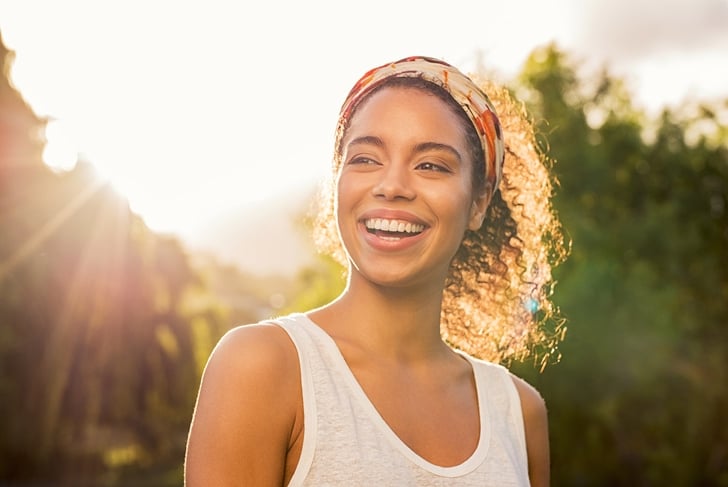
[363,218,425,235]
[358,215,428,250]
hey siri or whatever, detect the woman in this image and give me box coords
[185,56,565,486]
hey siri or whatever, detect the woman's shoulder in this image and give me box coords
[192,321,303,454]
[207,320,300,381]
[509,372,550,486]
[508,373,547,418]
[509,372,546,416]
[186,320,304,485]
[462,353,547,417]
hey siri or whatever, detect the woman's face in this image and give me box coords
[335,86,489,289]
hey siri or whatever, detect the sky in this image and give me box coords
[1,0,727,272]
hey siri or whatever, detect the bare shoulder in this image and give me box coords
[185,322,301,486]
[196,321,302,427]
[509,373,547,418]
[198,322,301,402]
[510,373,550,487]
[209,322,299,378]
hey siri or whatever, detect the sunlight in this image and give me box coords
[0,178,106,283]
[40,119,181,234]
[43,119,78,172]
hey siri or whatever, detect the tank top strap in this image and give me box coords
[461,355,529,479]
[268,313,320,485]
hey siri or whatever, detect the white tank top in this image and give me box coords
[273,313,531,486]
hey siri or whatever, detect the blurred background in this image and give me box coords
[0,0,726,485]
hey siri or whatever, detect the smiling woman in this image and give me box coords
[185,55,566,487]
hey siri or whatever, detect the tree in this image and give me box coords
[0,31,228,483]
[512,43,728,485]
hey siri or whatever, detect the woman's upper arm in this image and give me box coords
[185,323,300,487]
[511,374,550,487]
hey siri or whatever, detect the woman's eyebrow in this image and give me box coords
[346,135,385,149]
[413,142,462,162]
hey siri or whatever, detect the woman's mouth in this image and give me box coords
[363,218,425,240]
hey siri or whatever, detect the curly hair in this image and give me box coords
[312,75,568,369]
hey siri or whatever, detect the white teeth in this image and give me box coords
[364,218,424,234]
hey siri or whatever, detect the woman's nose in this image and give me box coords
[372,163,416,201]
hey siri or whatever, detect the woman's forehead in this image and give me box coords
[343,86,467,140]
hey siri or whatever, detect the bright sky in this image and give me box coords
[1,0,727,265]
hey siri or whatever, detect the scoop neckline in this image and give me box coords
[297,312,491,477]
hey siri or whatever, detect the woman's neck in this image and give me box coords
[309,271,450,362]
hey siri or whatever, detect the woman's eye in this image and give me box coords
[417,162,450,172]
[348,156,378,165]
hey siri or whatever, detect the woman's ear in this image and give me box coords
[468,186,492,231]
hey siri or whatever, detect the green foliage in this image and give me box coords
[511,43,728,485]
[281,252,347,315]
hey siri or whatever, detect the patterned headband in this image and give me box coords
[339,56,505,195]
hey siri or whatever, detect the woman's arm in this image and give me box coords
[511,374,550,487]
[185,323,302,486]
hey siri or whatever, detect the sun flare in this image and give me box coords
[43,119,79,173]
